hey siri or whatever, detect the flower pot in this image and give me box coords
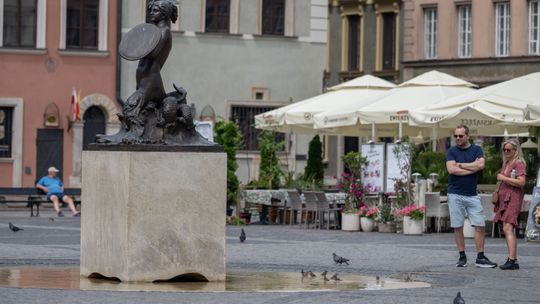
[360,217,375,232]
[341,213,360,231]
[463,218,475,238]
[403,216,423,235]
[378,222,396,233]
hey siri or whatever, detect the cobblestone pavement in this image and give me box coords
[0,210,539,304]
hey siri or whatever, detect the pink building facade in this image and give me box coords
[0,0,119,187]
[402,0,540,85]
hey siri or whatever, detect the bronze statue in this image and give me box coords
[97,0,214,146]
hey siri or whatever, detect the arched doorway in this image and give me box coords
[83,106,105,150]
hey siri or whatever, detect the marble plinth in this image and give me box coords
[80,150,226,282]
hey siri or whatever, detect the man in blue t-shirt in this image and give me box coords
[446,125,496,268]
[36,166,80,217]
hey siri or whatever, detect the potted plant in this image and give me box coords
[337,171,365,231]
[337,152,367,231]
[397,204,425,235]
[359,206,379,232]
[378,194,396,233]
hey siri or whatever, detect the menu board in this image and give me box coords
[386,143,411,193]
[361,144,385,193]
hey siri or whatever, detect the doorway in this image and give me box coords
[36,129,63,181]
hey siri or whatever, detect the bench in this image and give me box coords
[0,187,81,217]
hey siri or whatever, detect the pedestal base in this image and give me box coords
[80,150,226,282]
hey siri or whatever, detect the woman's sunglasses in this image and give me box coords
[503,148,515,153]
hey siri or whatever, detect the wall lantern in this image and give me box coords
[43,102,60,127]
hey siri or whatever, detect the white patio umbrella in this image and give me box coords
[254,75,396,134]
[409,72,540,135]
[313,70,477,138]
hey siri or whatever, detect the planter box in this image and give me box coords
[378,222,396,233]
[341,213,360,231]
[463,218,475,238]
[360,217,375,232]
[403,216,423,235]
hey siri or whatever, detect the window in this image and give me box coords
[262,0,285,35]
[457,5,472,58]
[2,0,37,47]
[382,12,396,70]
[205,0,230,33]
[230,105,284,151]
[529,0,540,54]
[424,7,437,59]
[66,0,99,49]
[0,107,13,158]
[495,2,510,57]
[347,14,360,71]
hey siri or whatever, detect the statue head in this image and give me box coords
[147,0,178,24]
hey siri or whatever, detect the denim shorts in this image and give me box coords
[447,193,485,228]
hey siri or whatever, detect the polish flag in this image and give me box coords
[70,87,78,122]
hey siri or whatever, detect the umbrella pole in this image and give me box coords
[398,121,403,141]
[431,127,437,152]
[371,121,376,143]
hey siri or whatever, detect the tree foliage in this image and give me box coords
[304,135,324,186]
[214,119,243,206]
[258,131,284,189]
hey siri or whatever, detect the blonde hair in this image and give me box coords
[501,138,526,169]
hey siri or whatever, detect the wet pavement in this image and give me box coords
[0,209,539,303]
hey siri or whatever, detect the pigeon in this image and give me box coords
[376,276,380,284]
[8,222,23,232]
[48,217,55,222]
[332,253,350,265]
[453,291,465,304]
[239,228,246,242]
[320,270,328,277]
[307,271,316,278]
[322,272,329,281]
[330,273,341,281]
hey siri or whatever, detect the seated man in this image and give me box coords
[36,166,80,217]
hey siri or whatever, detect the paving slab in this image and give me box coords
[0,211,539,304]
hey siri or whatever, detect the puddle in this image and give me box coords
[0,267,430,292]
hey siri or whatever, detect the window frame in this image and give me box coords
[204,0,230,33]
[257,0,293,37]
[457,4,472,58]
[2,0,37,47]
[0,106,13,158]
[529,0,540,55]
[346,14,361,71]
[424,7,437,59]
[59,0,108,52]
[495,1,510,57]
[262,0,285,36]
[0,0,46,49]
[65,0,99,49]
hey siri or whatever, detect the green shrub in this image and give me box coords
[304,135,324,186]
[411,151,448,192]
[214,119,243,208]
[258,131,284,189]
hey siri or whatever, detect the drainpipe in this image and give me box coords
[115,0,124,107]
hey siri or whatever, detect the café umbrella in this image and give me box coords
[409,72,540,135]
[313,70,477,139]
[254,75,395,134]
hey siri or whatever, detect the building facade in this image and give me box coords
[402,0,540,85]
[120,0,328,184]
[324,0,403,178]
[0,0,119,187]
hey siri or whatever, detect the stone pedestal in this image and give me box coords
[80,149,226,282]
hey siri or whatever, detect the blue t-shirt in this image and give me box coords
[37,176,63,195]
[446,144,484,196]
